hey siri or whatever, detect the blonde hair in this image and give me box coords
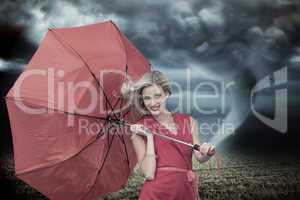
[122,70,172,115]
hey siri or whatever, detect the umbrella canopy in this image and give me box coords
[5,20,150,200]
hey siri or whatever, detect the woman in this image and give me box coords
[125,70,215,200]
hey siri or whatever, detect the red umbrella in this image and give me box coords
[5,20,150,200]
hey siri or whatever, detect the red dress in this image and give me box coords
[137,112,200,200]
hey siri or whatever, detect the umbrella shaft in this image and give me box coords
[121,121,194,149]
[145,130,194,147]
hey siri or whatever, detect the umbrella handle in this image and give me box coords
[192,144,200,151]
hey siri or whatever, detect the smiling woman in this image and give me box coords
[133,71,172,116]
[125,70,216,200]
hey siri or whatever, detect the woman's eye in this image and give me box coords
[154,94,161,98]
[143,96,151,100]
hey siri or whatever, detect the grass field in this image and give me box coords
[1,149,300,200]
[102,149,300,200]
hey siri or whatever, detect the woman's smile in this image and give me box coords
[149,104,160,111]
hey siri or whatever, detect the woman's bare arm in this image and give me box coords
[131,133,156,180]
[190,116,212,163]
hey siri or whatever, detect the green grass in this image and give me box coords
[2,150,300,200]
[103,150,300,200]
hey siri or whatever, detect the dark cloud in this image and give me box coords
[1,0,300,71]
[0,0,299,138]
[1,0,299,88]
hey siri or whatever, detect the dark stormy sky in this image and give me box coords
[0,0,300,148]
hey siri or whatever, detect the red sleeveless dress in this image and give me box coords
[137,112,200,200]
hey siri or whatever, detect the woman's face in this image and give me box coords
[141,84,169,116]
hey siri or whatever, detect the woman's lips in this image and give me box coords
[149,105,160,111]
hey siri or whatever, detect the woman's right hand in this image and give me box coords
[130,124,152,137]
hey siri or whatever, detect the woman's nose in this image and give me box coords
[150,98,158,105]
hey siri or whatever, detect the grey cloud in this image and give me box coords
[1,0,299,141]
[3,0,299,73]
[1,0,299,85]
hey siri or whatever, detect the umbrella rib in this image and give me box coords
[48,29,119,120]
[118,124,130,167]
[107,64,131,169]
[105,95,126,150]
[116,64,131,167]
[116,95,131,167]
[80,127,116,200]
[107,64,129,115]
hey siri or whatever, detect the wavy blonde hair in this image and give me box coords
[122,70,172,115]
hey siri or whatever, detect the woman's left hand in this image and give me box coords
[199,142,216,157]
